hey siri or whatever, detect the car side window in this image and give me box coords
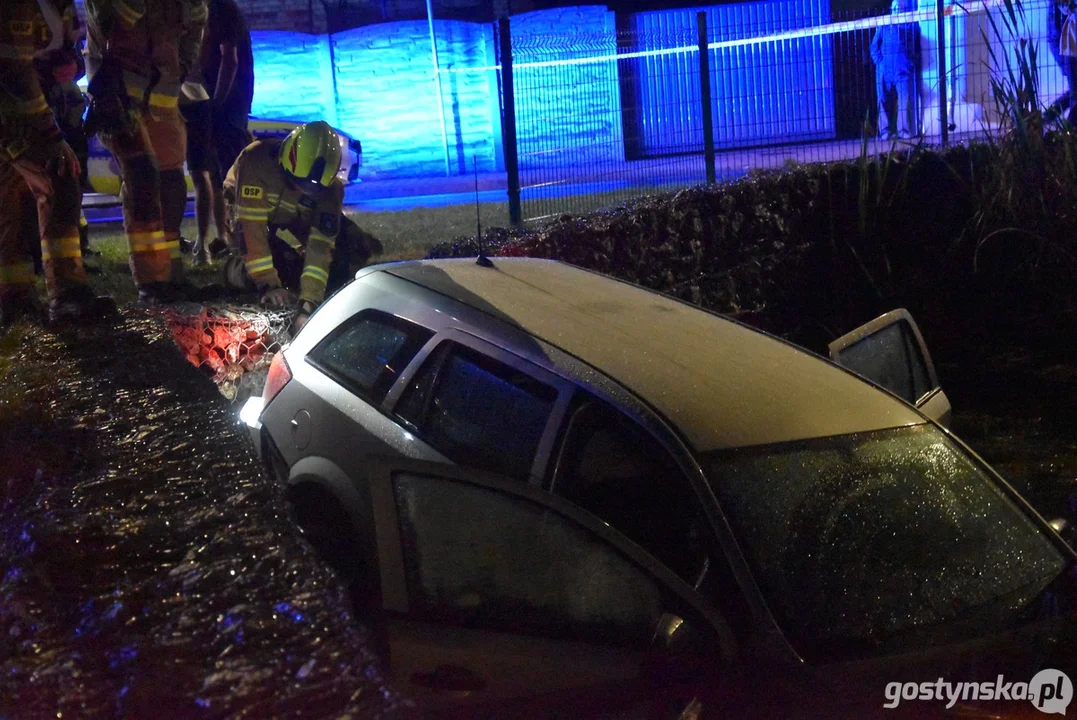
[395,342,557,481]
[552,399,711,586]
[835,319,934,405]
[307,310,434,405]
[392,471,668,649]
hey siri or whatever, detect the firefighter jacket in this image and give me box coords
[0,0,66,155]
[84,0,207,113]
[224,139,345,305]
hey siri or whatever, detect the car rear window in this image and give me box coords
[705,426,1067,662]
[395,342,557,481]
[307,310,433,404]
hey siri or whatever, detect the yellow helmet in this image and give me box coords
[278,121,342,189]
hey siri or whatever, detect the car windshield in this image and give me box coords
[705,425,1068,662]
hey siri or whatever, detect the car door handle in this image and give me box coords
[410,664,487,693]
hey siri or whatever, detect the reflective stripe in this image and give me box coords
[113,0,144,25]
[236,208,270,221]
[41,234,82,261]
[309,231,336,247]
[277,228,302,249]
[79,214,88,228]
[125,86,179,109]
[0,45,34,61]
[278,200,297,212]
[148,92,178,109]
[128,230,169,250]
[246,256,275,274]
[132,241,178,253]
[301,265,329,285]
[0,262,35,285]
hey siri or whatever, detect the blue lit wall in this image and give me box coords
[331,21,498,178]
[250,32,338,128]
[626,0,833,155]
[511,7,625,170]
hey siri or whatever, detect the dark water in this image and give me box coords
[0,310,410,718]
[2,305,1075,718]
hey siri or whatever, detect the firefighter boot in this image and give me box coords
[47,286,118,325]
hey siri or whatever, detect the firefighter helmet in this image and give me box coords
[278,121,342,189]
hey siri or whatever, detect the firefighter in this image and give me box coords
[0,0,114,326]
[83,0,208,305]
[222,121,381,330]
[31,0,98,268]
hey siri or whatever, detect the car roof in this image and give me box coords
[375,258,924,452]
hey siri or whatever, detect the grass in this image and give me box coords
[81,202,513,303]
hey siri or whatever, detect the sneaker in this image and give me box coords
[190,237,208,266]
[0,292,42,327]
[47,286,118,325]
[178,237,194,255]
[207,237,230,261]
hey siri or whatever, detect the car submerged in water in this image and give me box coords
[84,118,362,199]
[241,257,1077,718]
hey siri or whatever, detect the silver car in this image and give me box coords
[240,258,1075,717]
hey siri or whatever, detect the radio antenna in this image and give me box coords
[475,155,493,267]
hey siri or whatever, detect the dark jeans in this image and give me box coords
[877,71,918,137]
[213,115,253,182]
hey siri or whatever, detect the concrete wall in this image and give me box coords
[250,33,339,127]
[330,21,499,178]
[510,6,625,169]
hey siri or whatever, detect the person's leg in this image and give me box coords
[210,169,228,245]
[102,116,174,293]
[896,72,912,137]
[191,169,213,261]
[144,109,189,283]
[876,71,892,138]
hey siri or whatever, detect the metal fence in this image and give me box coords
[496,0,1072,224]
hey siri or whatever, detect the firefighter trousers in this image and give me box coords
[102,107,188,286]
[0,147,87,301]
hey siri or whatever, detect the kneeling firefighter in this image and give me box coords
[222,121,382,330]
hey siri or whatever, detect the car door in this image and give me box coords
[384,330,574,485]
[828,309,952,427]
[363,456,730,718]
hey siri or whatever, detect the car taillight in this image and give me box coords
[263,352,292,406]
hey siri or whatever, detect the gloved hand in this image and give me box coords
[261,287,298,307]
[49,140,82,179]
[294,299,318,333]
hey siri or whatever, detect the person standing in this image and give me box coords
[179,40,228,265]
[202,0,254,216]
[31,0,97,263]
[84,0,207,305]
[871,0,921,140]
[0,0,114,326]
